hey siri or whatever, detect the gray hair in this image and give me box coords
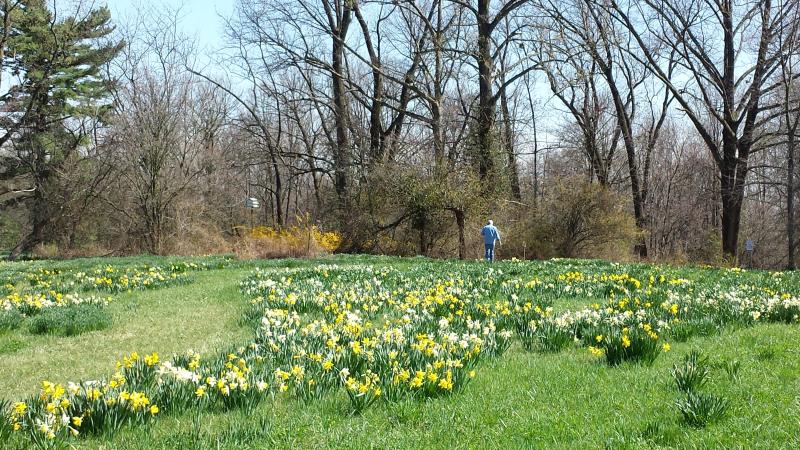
[488,219,493,225]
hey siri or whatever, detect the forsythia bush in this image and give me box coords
[240,226,342,258]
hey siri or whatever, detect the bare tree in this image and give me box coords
[536,0,678,257]
[602,0,800,258]
[106,6,220,253]
[536,40,619,185]
[450,0,534,190]
[776,6,800,268]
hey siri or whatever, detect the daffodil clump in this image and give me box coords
[248,270,497,409]
[2,291,110,316]
[7,376,159,446]
[71,263,204,293]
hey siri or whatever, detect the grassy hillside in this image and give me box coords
[1,255,799,449]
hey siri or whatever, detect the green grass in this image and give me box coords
[0,337,25,355]
[0,267,253,399]
[72,324,800,449]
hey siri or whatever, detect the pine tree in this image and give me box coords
[2,0,123,258]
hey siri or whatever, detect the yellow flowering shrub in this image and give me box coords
[237,225,342,259]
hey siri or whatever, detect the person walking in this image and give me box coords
[481,220,502,262]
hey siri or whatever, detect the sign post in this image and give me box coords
[744,239,754,268]
[245,197,260,229]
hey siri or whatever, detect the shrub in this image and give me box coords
[717,359,741,381]
[520,320,574,352]
[32,242,60,259]
[638,421,678,446]
[0,399,12,444]
[0,338,24,355]
[235,225,342,259]
[354,164,486,258]
[169,219,234,257]
[57,242,114,259]
[27,304,111,336]
[597,325,662,366]
[669,316,718,342]
[0,214,22,253]
[520,178,639,259]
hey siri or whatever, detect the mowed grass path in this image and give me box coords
[0,267,253,399]
[80,324,800,449]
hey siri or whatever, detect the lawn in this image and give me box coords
[2,255,800,448]
[96,325,800,449]
[0,267,253,399]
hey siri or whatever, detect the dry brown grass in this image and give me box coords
[233,230,329,259]
[169,222,234,256]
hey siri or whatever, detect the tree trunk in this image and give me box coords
[331,8,352,202]
[719,146,744,259]
[353,4,383,162]
[600,64,647,258]
[476,0,495,184]
[719,1,742,260]
[10,101,52,259]
[370,70,383,162]
[454,208,466,260]
[419,223,427,256]
[432,3,445,169]
[788,131,795,269]
[500,80,521,199]
[9,186,48,259]
[720,190,743,260]
[524,73,539,207]
[271,148,284,226]
[782,33,798,270]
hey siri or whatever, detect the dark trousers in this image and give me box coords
[484,243,495,262]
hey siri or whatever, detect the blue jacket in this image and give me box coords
[481,225,501,245]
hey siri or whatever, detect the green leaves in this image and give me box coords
[8,3,122,104]
[675,391,730,428]
[671,350,710,393]
[670,350,731,428]
[2,0,123,168]
[27,303,111,336]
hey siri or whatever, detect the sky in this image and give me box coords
[103,0,233,53]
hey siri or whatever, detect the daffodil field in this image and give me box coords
[1,259,227,316]
[2,256,800,448]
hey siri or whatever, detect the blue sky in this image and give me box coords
[104,0,233,53]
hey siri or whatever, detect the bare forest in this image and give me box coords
[1,0,799,268]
